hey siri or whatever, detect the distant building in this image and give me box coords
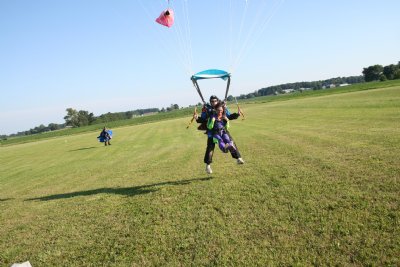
[339,83,350,87]
[282,89,295,94]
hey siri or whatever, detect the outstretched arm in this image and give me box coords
[224,106,239,120]
[228,113,240,120]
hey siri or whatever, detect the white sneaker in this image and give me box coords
[237,158,245,164]
[206,164,212,174]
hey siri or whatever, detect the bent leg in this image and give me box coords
[213,135,229,153]
[226,132,241,159]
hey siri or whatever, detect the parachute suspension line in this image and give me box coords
[182,0,194,75]
[231,0,285,73]
[191,78,206,105]
[185,0,193,73]
[228,0,234,73]
[228,0,249,73]
[169,0,193,76]
[226,0,248,102]
[230,0,271,72]
[137,0,175,57]
[224,76,231,102]
[137,0,192,76]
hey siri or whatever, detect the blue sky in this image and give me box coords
[1,0,399,135]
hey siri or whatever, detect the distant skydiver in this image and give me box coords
[196,95,244,174]
[98,127,112,146]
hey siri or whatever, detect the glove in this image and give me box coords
[228,113,239,120]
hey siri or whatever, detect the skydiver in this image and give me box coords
[207,102,240,154]
[196,95,244,174]
[99,127,111,146]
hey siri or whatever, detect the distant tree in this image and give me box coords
[394,69,400,80]
[246,93,256,99]
[238,94,247,100]
[258,87,277,96]
[362,64,383,82]
[345,76,365,84]
[125,111,134,119]
[167,104,179,111]
[64,108,94,127]
[227,95,234,102]
[88,112,96,124]
[77,110,91,127]
[29,124,46,134]
[383,64,400,80]
[64,108,79,127]
[395,61,400,78]
[48,123,59,131]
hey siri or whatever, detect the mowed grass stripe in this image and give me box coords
[1,86,399,266]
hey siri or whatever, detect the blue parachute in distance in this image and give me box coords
[97,130,113,143]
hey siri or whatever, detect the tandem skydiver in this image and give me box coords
[196,95,244,174]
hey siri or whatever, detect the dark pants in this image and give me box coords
[104,137,111,146]
[204,135,241,164]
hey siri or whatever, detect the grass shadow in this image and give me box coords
[26,177,212,201]
[0,198,13,202]
[69,146,98,152]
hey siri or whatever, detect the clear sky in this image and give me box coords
[1,0,399,135]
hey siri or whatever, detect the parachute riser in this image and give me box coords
[186,106,198,129]
[191,77,231,105]
[234,96,245,120]
[191,78,206,105]
[224,76,231,102]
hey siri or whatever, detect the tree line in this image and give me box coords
[2,105,180,139]
[236,76,365,100]
[63,104,181,128]
[235,61,400,100]
[362,61,400,82]
[1,123,66,140]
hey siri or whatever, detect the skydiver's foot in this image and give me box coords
[237,158,245,164]
[206,164,212,174]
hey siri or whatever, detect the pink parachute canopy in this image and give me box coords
[155,8,174,28]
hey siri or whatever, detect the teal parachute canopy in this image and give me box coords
[191,69,231,104]
[191,69,231,81]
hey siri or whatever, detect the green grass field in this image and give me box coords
[1,84,399,266]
